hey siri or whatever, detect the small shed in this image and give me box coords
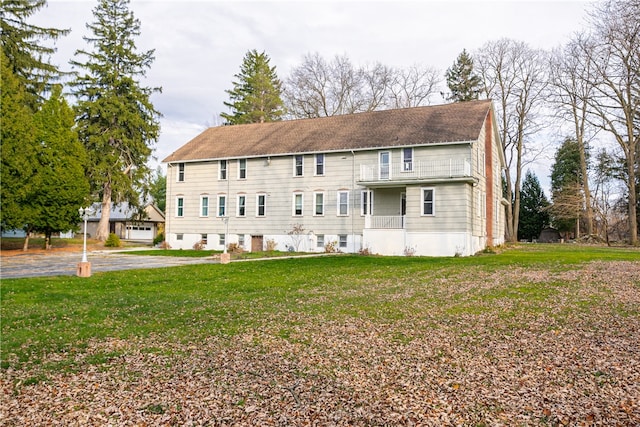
[538,227,561,243]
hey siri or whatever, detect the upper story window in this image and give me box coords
[177,163,185,182]
[422,188,435,216]
[256,194,266,217]
[238,159,247,179]
[402,148,413,172]
[337,191,349,216]
[293,192,303,216]
[315,154,325,176]
[219,160,227,180]
[176,196,184,217]
[294,155,304,177]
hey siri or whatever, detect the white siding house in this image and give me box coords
[163,100,506,256]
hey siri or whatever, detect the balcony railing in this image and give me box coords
[365,215,405,229]
[359,158,471,182]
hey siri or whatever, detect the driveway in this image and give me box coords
[1,250,217,279]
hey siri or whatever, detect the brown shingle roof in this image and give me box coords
[162,100,492,163]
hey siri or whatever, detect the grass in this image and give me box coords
[1,244,638,373]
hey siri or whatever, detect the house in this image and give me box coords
[83,203,165,241]
[162,100,506,256]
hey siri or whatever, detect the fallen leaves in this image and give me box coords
[2,260,639,426]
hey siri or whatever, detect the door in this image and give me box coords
[379,151,390,180]
[251,235,264,252]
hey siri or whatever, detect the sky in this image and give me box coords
[32,0,593,182]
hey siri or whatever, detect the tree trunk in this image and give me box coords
[626,153,638,245]
[22,233,30,251]
[95,183,112,241]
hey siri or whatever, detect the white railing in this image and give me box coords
[359,158,471,182]
[365,215,405,229]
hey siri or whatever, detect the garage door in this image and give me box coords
[127,225,153,240]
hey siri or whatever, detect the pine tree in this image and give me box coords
[0,49,38,249]
[221,49,285,125]
[444,49,482,102]
[550,138,585,237]
[32,85,90,248]
[518,170,550,241]
[70,0,161,241]
[0,0,69,106]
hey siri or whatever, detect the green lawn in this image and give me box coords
[2,244,639,425]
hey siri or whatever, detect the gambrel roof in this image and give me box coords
[163,99,493,162]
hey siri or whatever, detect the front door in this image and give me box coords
[251,235,264,252]
[379,151,390,180]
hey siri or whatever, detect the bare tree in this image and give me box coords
[580,0,639,245]
[283,53,441,118]
[475,38,549,242]
[386,64,441,109]
[549,36,597,237]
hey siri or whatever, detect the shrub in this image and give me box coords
[104,233,121,247]
[403,246,416,257]
[227,243,244,254]
[265,239,278,251]
[324,240,338,253]
[153,232,164,246]
[159,241,171,249]
[193,240,205,250]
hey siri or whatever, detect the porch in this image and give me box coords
[359,157,471,183]
[364,215,405,229]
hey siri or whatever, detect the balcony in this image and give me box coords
[359,158,471,183]
[365,215,405,229]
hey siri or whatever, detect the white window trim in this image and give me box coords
[217,194,227,217]
[337,190,349,216]
[238,159,247,179]
[292,192,304,216]
[361,190,373,216]
[176,196,184,217]
[294,155,304,177]
[256,194,266,217]
[402,148,413,172]
[219,160,227,181]
[237,194,246,217]
[313,191,325,216]
[421,187,435,216]
[315,153,325,176]
[200,195,209,217]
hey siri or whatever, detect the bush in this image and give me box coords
[265,239,278,251]
[104,233,121,247]
[227,243,244,254]
[153,232,164,246]
[193,240,205,250]
[324,240,338,253]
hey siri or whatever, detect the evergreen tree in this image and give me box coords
[0,49,38,249]
[518,170,550,241]
[148,166,166,214]
[550,138,585,236]
[444,49,482,102]
[0,0,69,106]
[31,85,90,248]
[70,0,161,241]
[221,49,284,124]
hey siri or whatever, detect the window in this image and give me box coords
[200,196,209,217]
[219,234,225,246]
[217,195,226,217]
[314,192,324,216]
[402,148,413,172]
[337,191,349,216]
[339,234,348,248]
[176,233,183,240]
[177,163,185,182]
[238,159,247,179]
[294,155,303,176]
[422,188,435,216]
[315,154,324,176]
[379,151,390,179]
[201,234,208,245]
[219,160,227,180]
[256,194,266,217]
[361,190,373,215]
[238,235,245,247]
[317,234,324,248]
[293,192,303,216]
[237,195,246,217]
[176,197,184,217]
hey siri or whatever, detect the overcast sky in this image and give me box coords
[33,0,593,177]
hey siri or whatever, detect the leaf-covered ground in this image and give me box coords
[2,260,639,426]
